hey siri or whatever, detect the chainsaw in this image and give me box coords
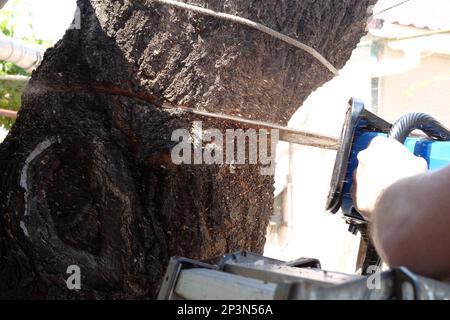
[158,98,450,300]
[326,98,450,271]
[327,98,450,228]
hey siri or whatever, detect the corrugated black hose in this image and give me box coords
[388,112,450,143]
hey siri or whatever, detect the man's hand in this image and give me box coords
[352,136,450,278]
[353,136,428,220]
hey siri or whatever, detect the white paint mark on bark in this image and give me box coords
[19,136,59,237]
[19,221,29,238]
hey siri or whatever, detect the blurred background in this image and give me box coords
[0,0,76,135]
[0,0,449,274]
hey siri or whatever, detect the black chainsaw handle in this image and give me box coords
[388,112,450,143]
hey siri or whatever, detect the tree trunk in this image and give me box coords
[0,0,373,299]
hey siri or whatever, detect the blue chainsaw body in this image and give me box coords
[326,99,450,233]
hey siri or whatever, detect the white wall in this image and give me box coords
[379,53,450,126]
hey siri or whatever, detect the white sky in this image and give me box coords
[4,0,77,43]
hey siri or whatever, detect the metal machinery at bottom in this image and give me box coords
[158,251,450,300]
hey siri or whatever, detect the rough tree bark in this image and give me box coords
[0,0,374,299]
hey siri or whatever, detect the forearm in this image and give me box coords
[372,166,450,278]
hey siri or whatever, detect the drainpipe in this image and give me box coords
[0,108,16,119]
[0,34,44,72]
[0,0,43,72]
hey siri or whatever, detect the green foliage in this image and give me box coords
[0,18,28,129]
[0,0,49,130]
[0,79,25,129]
